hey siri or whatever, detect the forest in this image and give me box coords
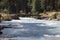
[0,0,60,14]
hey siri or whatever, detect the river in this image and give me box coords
[0,17,60,40]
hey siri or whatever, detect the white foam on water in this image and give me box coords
[1,17,60,40]
[44,34,60,37]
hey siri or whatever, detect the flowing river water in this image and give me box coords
[0,17,60,40]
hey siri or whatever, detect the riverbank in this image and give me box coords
[0,11,60,21]
[39,12,60,21]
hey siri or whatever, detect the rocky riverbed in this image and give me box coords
[0,12,60,22]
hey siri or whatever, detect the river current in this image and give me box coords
[0,17,60,40]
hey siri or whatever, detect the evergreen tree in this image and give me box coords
[31,0,36,13]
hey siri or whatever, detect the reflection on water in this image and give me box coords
[0,17,60,40]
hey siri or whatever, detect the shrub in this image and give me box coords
[2,14,11,21]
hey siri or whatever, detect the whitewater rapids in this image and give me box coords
[0,17,60,40]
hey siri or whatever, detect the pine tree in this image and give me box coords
[31,0,36,13]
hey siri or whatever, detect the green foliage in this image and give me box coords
[0,0,60,14]
[31,0,36,13]
[0,8,9,13]
[35,0,41,13]
[3,9,9,13]
[2,14,11,21]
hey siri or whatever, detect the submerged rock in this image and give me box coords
[0,31,3,35]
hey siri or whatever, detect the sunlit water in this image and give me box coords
[0,17,60,40]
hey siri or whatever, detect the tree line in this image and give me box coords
[0,0,60,14]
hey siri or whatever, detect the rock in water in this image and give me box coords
[0,31,2,35]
